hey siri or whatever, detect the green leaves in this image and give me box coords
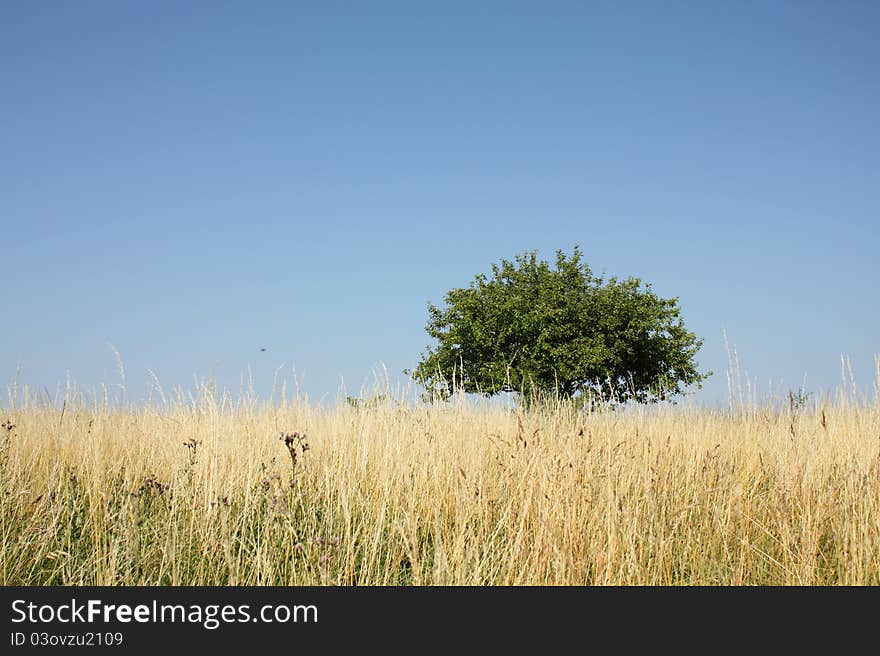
[412,247,709,404]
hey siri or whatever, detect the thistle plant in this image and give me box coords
[183,437,202,464]
[279,431,309,479]
[0,418,16,492]
[1,418,14,455]
[132,474,170,499]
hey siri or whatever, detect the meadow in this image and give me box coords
[1,372,878,585]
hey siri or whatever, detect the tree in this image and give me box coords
[410,246,709,404]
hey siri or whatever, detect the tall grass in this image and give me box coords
[1,370,878,585]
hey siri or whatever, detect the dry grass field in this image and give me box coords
[2,372,878,586]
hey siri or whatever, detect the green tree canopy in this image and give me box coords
[411,247,709,404]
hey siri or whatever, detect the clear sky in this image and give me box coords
[3,1,878,407]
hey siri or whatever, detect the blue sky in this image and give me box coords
[2,1,878,407]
